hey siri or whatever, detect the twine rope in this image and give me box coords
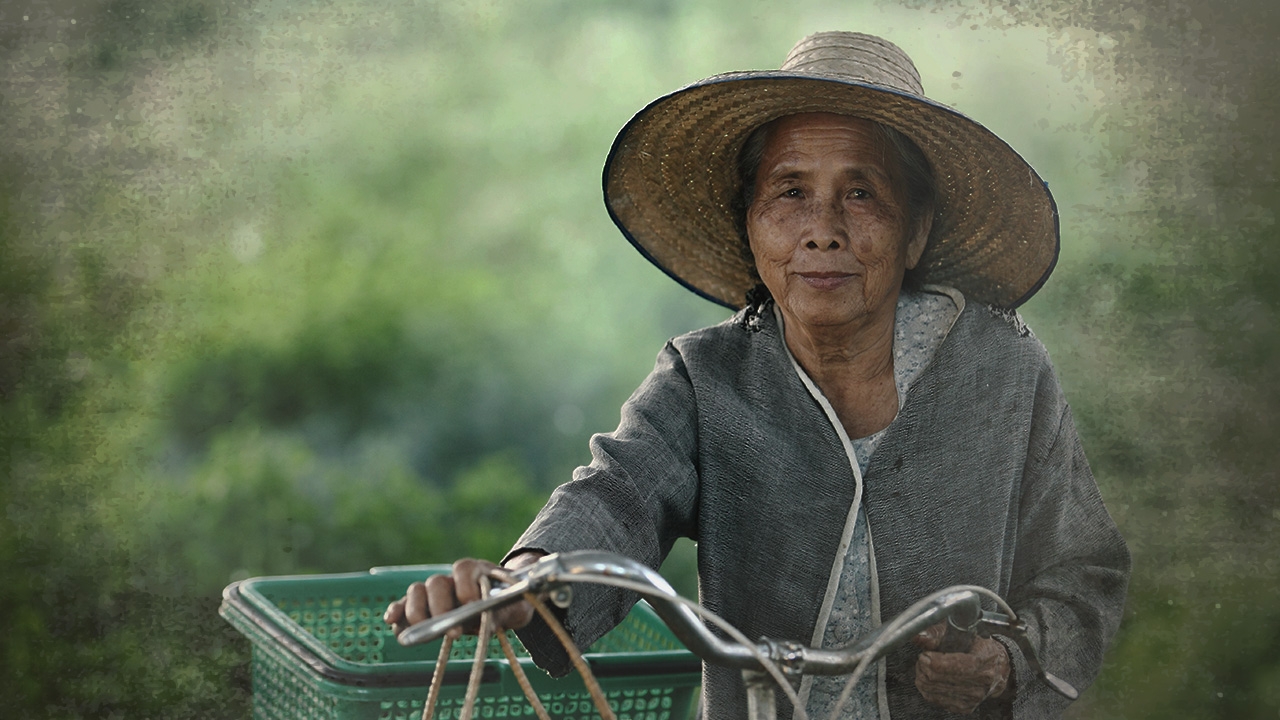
[418,571,617,720]
[419,635,453,720]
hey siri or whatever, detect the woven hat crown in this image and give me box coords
[602,31,1060,310]
[782,31,925,95]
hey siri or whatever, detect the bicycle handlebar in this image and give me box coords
[396,550,1077,700]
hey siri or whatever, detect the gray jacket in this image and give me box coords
[512,301,1130,719]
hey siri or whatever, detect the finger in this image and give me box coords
[927,691,985,715]
[972,637,1011,698]
[917,650,981,680]
[457,558,535,631]
[383,597,406,626]
[385,597,412,635]
[915,651,1003,713]
[916,677,987,713]
[421,573,463,637]
[921,640,1008,688]
[454,559,508,635]
[452,558,494,606]
[496,551,547,629]
[404,582,430,625]
[916,653,982,706]
[912,621,947,651]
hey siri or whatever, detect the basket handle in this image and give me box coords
[419,572,616,720]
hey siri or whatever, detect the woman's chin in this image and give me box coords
[779,298,870,332]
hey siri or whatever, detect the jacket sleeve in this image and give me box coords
[999,392,1131,718]
[507,341,701,676]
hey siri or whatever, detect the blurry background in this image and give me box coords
[1,0,1276,717]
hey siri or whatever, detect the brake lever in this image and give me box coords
[977,612,1079,700]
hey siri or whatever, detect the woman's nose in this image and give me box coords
[804,198,848,250]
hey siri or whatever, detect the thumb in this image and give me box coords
[912,621,947,651]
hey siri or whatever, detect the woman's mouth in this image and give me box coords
[797,271,854,290]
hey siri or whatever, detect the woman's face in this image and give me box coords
[746,113,929,335]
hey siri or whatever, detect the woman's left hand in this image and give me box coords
[912,621,1011,714]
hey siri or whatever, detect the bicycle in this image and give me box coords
[396,550,1078,720]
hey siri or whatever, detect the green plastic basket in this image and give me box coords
[220,565,702,720]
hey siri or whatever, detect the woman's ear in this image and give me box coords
[904,210,933,270]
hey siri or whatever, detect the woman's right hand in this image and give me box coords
[382,552,547,638]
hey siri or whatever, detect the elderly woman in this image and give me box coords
[385,32,1129,719]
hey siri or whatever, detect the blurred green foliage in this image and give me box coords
[0,0,1276,718]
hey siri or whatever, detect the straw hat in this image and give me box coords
[603,31,1059,310]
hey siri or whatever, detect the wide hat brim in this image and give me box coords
[603,70,1060,310]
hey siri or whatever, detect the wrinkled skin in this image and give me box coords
[913,621,1012,714]
[746,113,929,340]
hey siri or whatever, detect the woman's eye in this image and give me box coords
[782,187,804,198]
[849,188,871,200]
